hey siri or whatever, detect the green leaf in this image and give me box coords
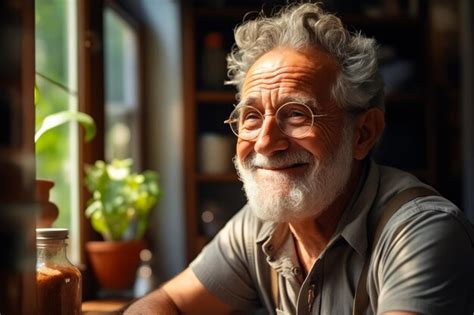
[85,200,102,217]
[35,110,96,142]
[90,211,111,241]
[84,159,161,240]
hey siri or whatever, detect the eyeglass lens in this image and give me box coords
[228,102,314,140]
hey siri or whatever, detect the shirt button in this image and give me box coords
[292,267,301,276]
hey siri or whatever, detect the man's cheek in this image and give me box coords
[236,140,254,162]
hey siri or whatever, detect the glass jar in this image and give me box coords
[36,228,82,315]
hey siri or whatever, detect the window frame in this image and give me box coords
[31,0,144,300]
[77,0,106,266]
[77,0,144,265]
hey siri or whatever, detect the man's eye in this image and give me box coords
[278,103,312,125]
[283,110,309,123]
[239,109,262,130]
[243,111,261,121]
[287,110,306,118]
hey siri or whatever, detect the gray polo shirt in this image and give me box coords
[190,161,474,314]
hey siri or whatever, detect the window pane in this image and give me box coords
[35,0,80,263]
[104,8,140,166]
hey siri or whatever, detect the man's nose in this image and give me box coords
[253,115,289,156]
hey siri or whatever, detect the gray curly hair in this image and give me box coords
[226,2,385,112]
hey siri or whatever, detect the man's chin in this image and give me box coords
[249,202,317,223]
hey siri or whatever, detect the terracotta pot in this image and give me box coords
[86,239,145,290]
[35,179,59,228]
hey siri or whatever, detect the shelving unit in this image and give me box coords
[182,1,435,262]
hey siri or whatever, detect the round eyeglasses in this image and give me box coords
[224,102,327,141]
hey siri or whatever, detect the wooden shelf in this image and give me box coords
[196,172,239,182]
[196,90,236,104]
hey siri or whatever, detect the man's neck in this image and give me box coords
[289,161,363,274]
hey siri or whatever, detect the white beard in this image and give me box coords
[234,126,354,222]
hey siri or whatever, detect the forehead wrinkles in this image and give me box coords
[243,65,319,96]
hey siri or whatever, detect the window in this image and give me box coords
[35,0,81,263]
[35,1,143,266]
[104,7,141,166]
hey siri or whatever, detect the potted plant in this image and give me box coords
[84,158,160,290]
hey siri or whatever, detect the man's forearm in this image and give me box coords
[124,288,180,315]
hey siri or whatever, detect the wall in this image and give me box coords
[140,0,186,281]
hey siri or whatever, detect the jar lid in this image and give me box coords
[36,228,69,240]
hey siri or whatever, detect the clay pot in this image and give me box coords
[35,179,59,228]
[86,239,145,290]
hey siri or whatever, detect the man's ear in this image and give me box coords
[352,107,385,160]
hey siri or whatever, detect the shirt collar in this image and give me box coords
[256,220,278,244]
[336,159,380,257]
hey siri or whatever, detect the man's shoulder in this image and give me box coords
[377,164,429,194]
[371,162,474,242]
[375,163,447,214]
[368,167,474,314]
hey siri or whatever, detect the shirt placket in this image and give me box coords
[262,225,307,314]
[297,258,323,315]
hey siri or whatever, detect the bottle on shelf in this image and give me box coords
[200,32,227,90]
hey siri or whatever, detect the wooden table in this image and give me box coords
[82,299,131,314]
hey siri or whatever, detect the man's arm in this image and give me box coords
[124,287,178,315]
[124,267,234,315]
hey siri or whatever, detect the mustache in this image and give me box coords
[238,151,314,170]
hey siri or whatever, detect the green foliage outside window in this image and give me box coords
[35,0,74,229]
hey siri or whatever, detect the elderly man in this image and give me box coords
[126,3,474,315]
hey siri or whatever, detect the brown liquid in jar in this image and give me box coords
[37,264,81,315]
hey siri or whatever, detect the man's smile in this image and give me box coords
[256,162,308,170]
[254,162,310,177]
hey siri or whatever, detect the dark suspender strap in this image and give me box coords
[352,187,438,315]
